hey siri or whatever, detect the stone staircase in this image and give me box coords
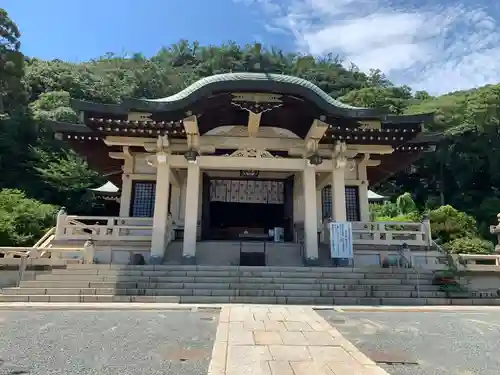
[164,241,305,266]
[3,264,498,305]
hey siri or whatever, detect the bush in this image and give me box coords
[370,192,420,222]
[443,237,494,254]
[375,213,421,222]
[0,189,57,246]
[429,205,478,244]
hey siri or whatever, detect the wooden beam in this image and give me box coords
[105,135,394,155]
[305,119,329,144]
[303,119,330,156]
[247,112,262,137]
[163,155,345,172]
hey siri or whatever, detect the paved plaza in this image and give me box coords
[0,308,219,375]
[1,304,499,374]
[319,309,500,375]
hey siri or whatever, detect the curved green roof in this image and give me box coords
[121,72,380,117]
[71,72,434,123]
[145,73,363,109]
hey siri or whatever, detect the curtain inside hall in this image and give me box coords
[210,179,284,204]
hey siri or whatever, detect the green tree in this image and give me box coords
[443,237,494,255]
[429,205,478,244]
[0,189,57,246]
[0,8,25,117]
[30,147,103,213]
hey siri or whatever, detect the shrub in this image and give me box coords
[0,189,57,246]
[443,237,494,255]
[429,205,477,244]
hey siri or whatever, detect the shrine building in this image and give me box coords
[48,73,440,266]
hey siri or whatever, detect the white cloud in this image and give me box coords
[237,0,500,95]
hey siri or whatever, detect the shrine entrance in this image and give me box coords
[201,175,294,241]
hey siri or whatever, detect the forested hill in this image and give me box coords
[1,8,500,251]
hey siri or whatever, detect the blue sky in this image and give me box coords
[4,0,500,95]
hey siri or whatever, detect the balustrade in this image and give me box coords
[351,221,428,246]
[55,212,178,250]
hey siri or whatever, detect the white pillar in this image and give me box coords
[119,174,133,216]
[182,163,200,262]
[357,160,370,222]
[151,154,171,260]
[119,156,134,217]
[55,207,67,239]
[303,166,319,262]
[331,164,346,222]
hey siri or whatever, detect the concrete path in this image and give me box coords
[320,310,500,375]
[3,303,500,374]
[209,306,388,375]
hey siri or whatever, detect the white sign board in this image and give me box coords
[329,222,354,259]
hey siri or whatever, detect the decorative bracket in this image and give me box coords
[333,141,348,169]
[144,135,170,166]
[183,115,200,151]
[231,93,283,114]
[156,134,169,153]
[127,112,153,122]
[226,148,278,158]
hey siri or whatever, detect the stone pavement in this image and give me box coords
[209,306,389,375]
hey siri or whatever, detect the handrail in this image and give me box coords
[32,227,56,249]
[397,247,421,298]
[431,239,459,272]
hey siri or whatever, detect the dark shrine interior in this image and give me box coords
[208,201,286,240]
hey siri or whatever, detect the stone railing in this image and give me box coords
[32,227,56,249]
[454,254,500,271]
[55,211,154,242]
[0,245,91,264]
[351,221,429,246]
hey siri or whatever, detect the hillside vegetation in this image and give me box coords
[1,8,499,253]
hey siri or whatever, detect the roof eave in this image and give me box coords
[46,120,93,134]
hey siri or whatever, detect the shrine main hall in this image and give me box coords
[50,72,439,266]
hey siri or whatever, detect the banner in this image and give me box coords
[329,222,354,259]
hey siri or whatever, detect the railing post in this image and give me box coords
[83,239,95,264]
[18,256,27,287]
[55,207,67,239]
[422,213,432,248]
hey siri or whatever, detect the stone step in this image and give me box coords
[46,273,431,282]
[1,294,499,305]
[21,281,435,292]
[44,272,430,282]
[3,287,447,298]
[62,264,435,275]
[48,267,434,278]
[20,279,439,291]
[32,275,434,286]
